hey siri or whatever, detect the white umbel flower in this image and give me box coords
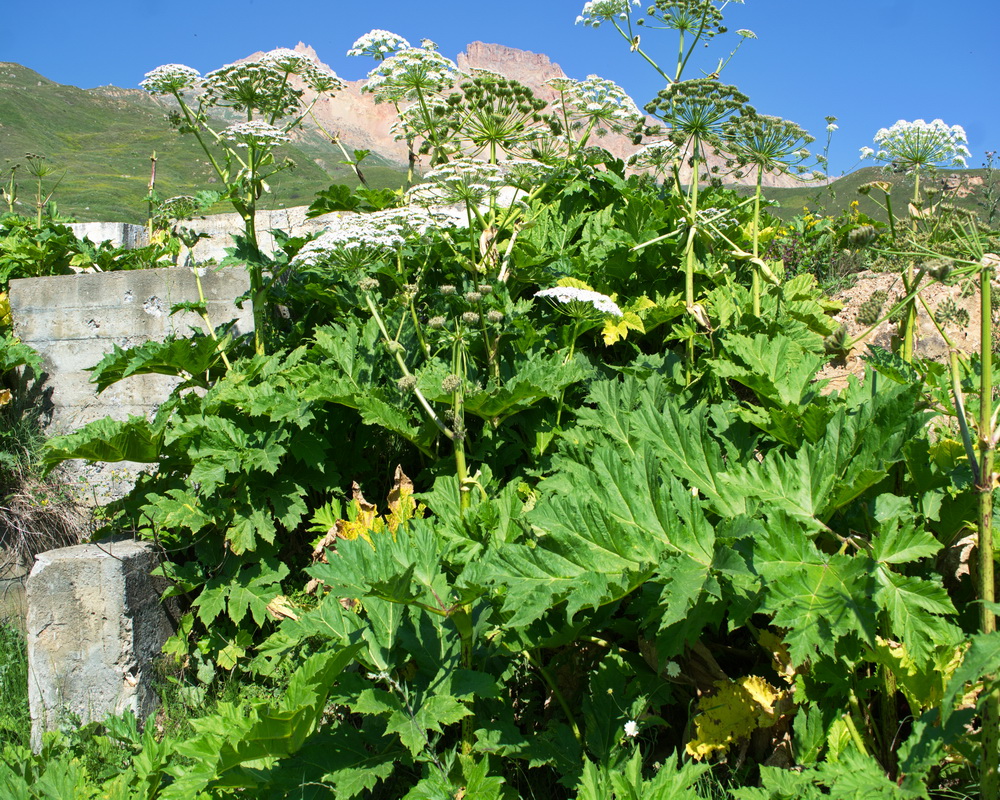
[222,121,291,148]
[576,0,642,27]
[348,30,411,60]
[861,118,971,169]
[535,286,623,317]
[140,64,201,94]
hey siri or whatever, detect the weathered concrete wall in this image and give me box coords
[26,540,173,749]
[69,222,149,251]
[179,207,346,263]
[10,267,252,433]
[69,206,346,264]
[9,267,253,503]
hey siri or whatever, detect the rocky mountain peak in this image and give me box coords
[457,42,566,91]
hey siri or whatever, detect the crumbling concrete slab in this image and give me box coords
[8,267,253,503]
[26,540,173,750]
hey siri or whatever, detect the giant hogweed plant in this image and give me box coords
[140,51,347,354]
[28,358,1000,797]
[30,11,1000,799]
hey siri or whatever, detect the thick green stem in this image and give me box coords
[452,342,471,516]
[683,141,701,380]
[979,262,999,799]
[451,607,475,755]
[752,170,763,318]
[523,651,583,746]
[884,189,897,243]
[192,269,231,372]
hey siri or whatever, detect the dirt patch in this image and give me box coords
[818,269,982,391]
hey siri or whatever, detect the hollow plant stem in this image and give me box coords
[978,259,998,799]
[751,169,763,318]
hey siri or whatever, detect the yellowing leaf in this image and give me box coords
[602,312,645,346]
[0,388,11,408]
[385,465,417,534]
[266,595,299,621]
[870,636,966,715]
[758,630,795,685]
[555,277,595,291]
[0,292,11,328]
[686,676,785,760]
[311,468,423,559]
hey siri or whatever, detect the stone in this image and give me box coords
[8,267,254,503]
[26,539,174,750]
[69,222,149,251]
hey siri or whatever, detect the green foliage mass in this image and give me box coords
[5,7,1000,796]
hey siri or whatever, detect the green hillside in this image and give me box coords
[0,62,406,223]
[746,165,998,224]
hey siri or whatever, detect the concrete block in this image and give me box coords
[69,223,149,250]
[26,540,173,749]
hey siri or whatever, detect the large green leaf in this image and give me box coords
[43,415,164,469]
[88,333,229,393]
[755,514,877,664]
[474,445,718,630]
[162,644,363,799]
[711,332,827,410]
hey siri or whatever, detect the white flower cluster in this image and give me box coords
[347,29,411,60]
[294,206,461,271]
[140,64,201,94]
[260,48,313,73]
[362,43,459,103]
[203,61,300,116]
[623,720,639,738]
[223,120,291,149]
[549,75,644,134]
[260,48,346,93]
[736,29,757,39]
[408,159,508,206]
[535,286,623,317]
[860,118,971,169]
[576,0,642,27]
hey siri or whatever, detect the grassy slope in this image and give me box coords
[0,63,407,223]
[745,165,998,223]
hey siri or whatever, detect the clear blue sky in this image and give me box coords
[4,0,995,176]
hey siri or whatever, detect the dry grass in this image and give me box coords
[0,475,90,579]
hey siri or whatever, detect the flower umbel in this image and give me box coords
[860,118,972,171]
[535,286,623,317]
[348,29,412,60]
[222,121,291,149]
[576,0,642,27]
[140,64,201,94]
[362,43,459,104]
